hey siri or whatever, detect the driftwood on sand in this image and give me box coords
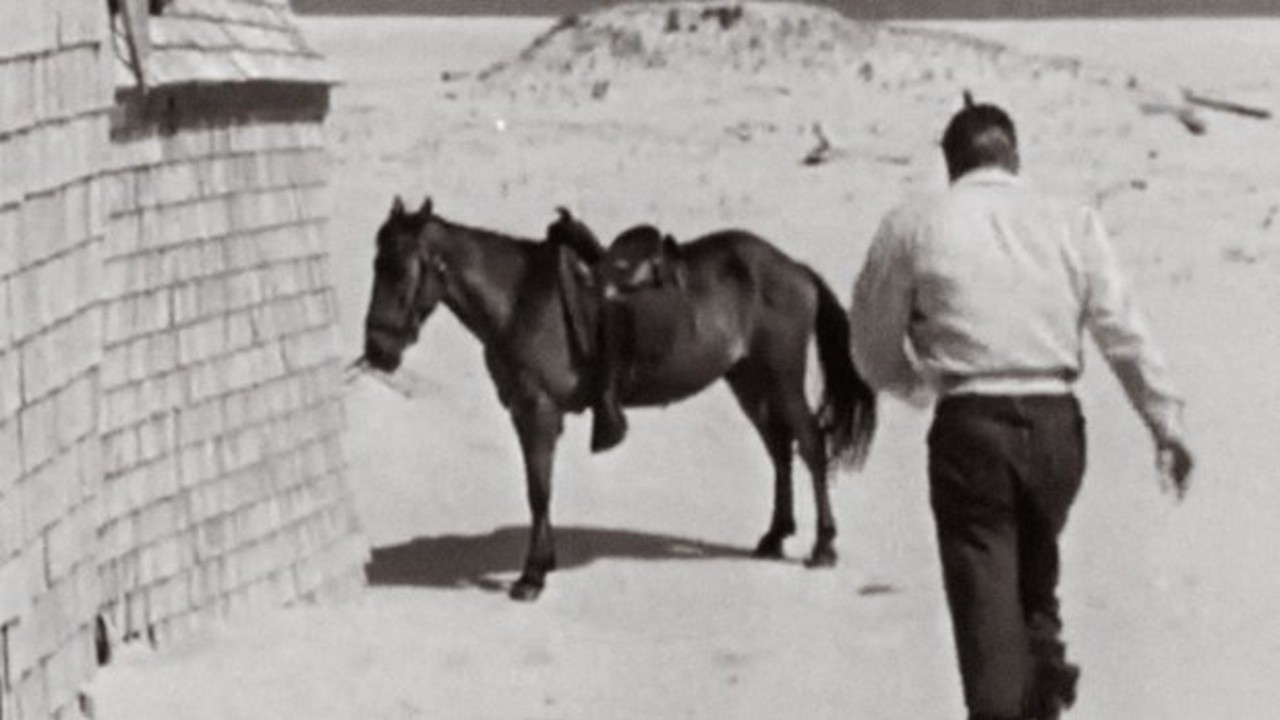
[1182,89,1273,121]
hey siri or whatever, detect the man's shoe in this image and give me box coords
[1057,662,1079,708]
[1030,661,1080,720]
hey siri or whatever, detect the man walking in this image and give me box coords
[849,95,1194,720]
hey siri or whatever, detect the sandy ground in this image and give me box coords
[91,11,1280,720]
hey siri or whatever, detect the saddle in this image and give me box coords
[548,215,693,385]
[601,225,685,297]
[599,225,691,365]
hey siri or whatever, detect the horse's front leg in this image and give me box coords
[509,395,564,601]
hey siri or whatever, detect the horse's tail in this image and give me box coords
[809,269,877,470]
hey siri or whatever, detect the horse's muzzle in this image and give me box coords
[364,334,403,372]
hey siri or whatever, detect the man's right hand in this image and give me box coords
[1157,437,1194,501]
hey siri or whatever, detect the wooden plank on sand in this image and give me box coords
[1183,90,1272,120]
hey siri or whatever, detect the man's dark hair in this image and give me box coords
[941,93,1019,181]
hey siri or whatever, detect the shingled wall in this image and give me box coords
[97,0,367,650]
[98,106,367,651]
[1,2,113,717]
[0,3,367,718]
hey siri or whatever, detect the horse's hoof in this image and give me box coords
[804,546,838,569]
[509,579,544,602]
[752,536,786,560]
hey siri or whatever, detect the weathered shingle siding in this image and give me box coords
[1,2,366,717]
[99,114,366,645]
[98,0,365,646]
[0,2,113,718]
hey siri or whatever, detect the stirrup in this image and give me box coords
[590,405,627,453]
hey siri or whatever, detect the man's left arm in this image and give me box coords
[1078,207,1193,497]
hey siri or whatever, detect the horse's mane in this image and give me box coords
[431,213,541,250]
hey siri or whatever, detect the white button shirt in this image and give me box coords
[850,167,1185,443]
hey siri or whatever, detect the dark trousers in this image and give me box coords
[928,394,1086,720]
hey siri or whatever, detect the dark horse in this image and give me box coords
[360,197,877,600]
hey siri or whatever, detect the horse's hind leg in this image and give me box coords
[779,388,837,568]
[509,396,564,601]
[727,365,796,560]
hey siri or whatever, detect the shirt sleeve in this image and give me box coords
[849,208,924,397]
[1078,207,1186,444]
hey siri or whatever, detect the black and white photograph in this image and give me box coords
[0,1,1272,718]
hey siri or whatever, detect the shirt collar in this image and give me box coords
[954,166,1020,187]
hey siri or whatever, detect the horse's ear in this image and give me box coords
[391,195,406,218]
[555,206,573,223]
[962,89,975,109]
[662,234,680,257]
[418,197,433,218]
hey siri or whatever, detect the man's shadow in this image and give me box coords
[365,525,754,593]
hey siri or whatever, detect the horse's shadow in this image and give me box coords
[365,525,754,593]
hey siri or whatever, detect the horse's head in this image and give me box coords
[363,195,447,372]
[601,224,682,297]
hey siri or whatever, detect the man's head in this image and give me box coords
[941,92,1019,182]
